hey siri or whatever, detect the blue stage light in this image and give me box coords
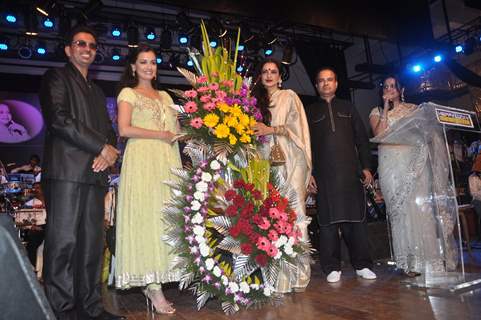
[111,27,121,38]
[43,18,54,28]
[433,54,442,63]
[6,14,17,23]
[412,64,422,73]
[111,48,121,61]
[187,59,194,67]
[264,48,273,56]
[179,35,188,45]
[237,44,245,52]
[0,44,8,51]
[37,47,46,55]
[146,32,156,40]
[455,45,463,53]
[236,65,243,72]
[156,57,162,64]
[209,40,217,48]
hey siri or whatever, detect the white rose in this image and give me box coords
[195,181,208,192]
[287,236,295,246]
[199,242,210,257]
[205,258,215,271]
[193,225,205,236]
[213,173,221,181]
[191,200,201,211]
[228,282,239,293]
[190,246,198,254]
[194,191,205,201]
[275,235,288,247]
[191,212,204,224]
[195,235,205,244]
[239,282,250,294]
[274,250,282,260]
[210,160,221,170]
[263,287,272,296]
[250,283,259,290]
[214,267,223,278]
[201,172,212,182]
[284,244,294,255]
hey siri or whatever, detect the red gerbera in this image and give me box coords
[255,254,268,267]
[240,243,253,255]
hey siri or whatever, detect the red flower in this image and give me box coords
[225,205,238,217]
[233,195,245,207]
[225,189,237,201]
[244,183,254,192]
[255,254,268,267]
[252,190,262,200]
[268,229,279,241]
[240,243,253,255]
[266,245,278,257]
[229,225,241,237]
[249,233,260,243]
[252,214,262,225]
[233,179,245,189]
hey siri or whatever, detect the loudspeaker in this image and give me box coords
[0,214,55,320]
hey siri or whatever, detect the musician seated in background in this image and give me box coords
[11,154,42,176]
[23,182,46,268]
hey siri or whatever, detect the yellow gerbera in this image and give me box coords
[235,124,245,134]
[229,105,242,116]
[217,102,230,113]
[203,113,219,128]
[225,115,239,127]
[249,117,257,127]
[240,134,251,143]
[238,114,250,126]
[228,134,238,145]
[215,124,230,138]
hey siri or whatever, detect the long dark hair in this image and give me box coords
[251,58,283,125]
[117,45,158,94]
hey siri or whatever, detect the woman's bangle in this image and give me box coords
[273,125,288,136]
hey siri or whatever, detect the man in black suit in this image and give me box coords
[39,25,124,320]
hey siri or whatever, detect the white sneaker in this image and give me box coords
[356,268,377,280]
[326,270,341,283]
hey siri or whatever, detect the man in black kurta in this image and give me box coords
[39,26,124,320]
[307,68,376,283]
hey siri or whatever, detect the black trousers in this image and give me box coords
[318,221,373,274]
[42,180,106,320]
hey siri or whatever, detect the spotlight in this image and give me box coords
[209,40,218,48]
[18,46,33,59]
[186,59,194,67]
[160,29,172,49]
[433,54,443,63]
[236,65,244,72]
[24,10,39,36]
[145,27,156,41]
[111,48,121,61]
[36,0,58,17]
[156,57,162,64]
[411,64,422,73]
[237,44,245,52]
[178,34,189,45]
[127,24,139,48]
[5,13,17,23]
[0,37,9,51]
[455,45,463,53]
[264,46,273,56]
[36,42,47,55]
[111,26,121,37]
[43,18,54,28]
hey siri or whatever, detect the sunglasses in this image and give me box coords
[71,40,98,50]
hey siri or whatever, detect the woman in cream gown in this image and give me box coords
[115,45,180,314]
[252,58,312,292]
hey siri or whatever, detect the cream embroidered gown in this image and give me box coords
[115,87,181,288]
[370,103,448,273]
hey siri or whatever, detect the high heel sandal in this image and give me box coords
[143,288,176,316]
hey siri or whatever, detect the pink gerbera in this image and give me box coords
[184,101,198,113]
[190,117,203,129]
[184,90,198,98]
[203,102,216,111]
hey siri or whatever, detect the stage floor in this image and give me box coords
[103,246,481,320]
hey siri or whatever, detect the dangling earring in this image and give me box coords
[132,69,136,78]
[278,80,282,88]
[401,88,405,102]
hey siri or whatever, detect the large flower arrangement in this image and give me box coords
[163,21,311,314]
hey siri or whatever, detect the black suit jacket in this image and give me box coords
[39,63,116,186]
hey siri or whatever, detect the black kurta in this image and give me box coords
[306,97,372,226]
